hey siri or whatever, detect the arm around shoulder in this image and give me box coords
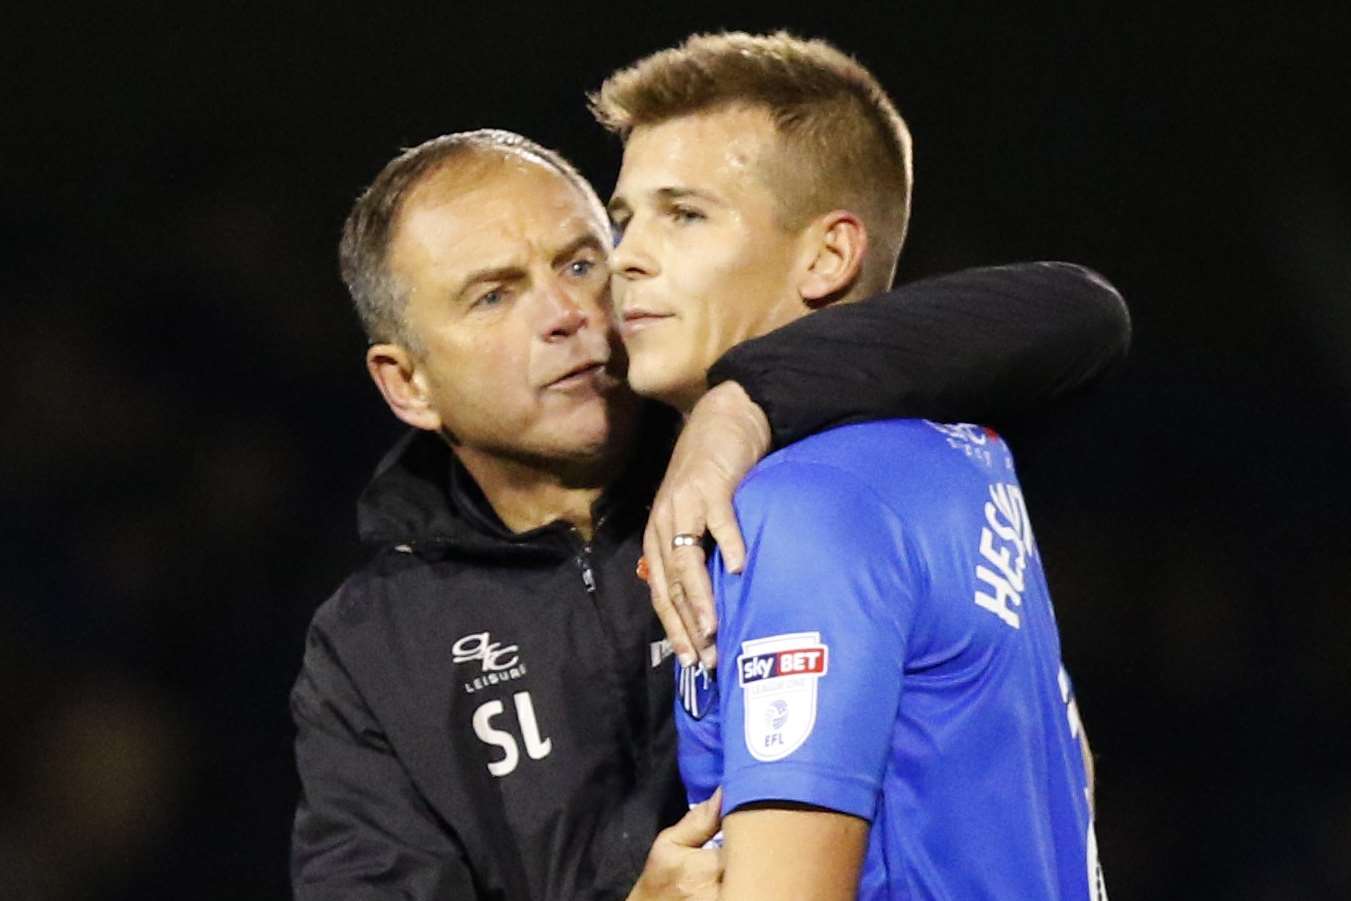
[707,261,1131,445]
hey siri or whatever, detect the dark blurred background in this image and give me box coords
[3,2,1348,898]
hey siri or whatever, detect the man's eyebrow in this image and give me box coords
[454,263,525,299]
[550,233,606,267]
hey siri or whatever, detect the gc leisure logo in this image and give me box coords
[452,631,527,694]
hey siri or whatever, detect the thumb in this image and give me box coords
[664,788,723,848]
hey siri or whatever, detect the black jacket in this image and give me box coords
[291,263,1130,901]
[292,410,683,900]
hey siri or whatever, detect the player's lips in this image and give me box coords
[544,359,609,391]
[619,307,674,337]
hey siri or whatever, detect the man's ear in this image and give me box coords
[366,343,443,432]
[797,210,868,309]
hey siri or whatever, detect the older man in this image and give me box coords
[596,32,1108,899]
[290,125,1126,899]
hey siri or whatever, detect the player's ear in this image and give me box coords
[796,210,868,309]
[366,342,443,432]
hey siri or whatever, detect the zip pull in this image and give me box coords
[580,562,597,594]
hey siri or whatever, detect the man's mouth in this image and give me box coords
[546,360,608,390]
[619,308,673,337]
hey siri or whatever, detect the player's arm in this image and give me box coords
[720,804,869,901]
[291,620,476,901]
[711,462,916,901]
[646,262,1128,665]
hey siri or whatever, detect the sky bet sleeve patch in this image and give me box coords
[737,631,829,761]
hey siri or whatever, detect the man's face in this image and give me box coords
[388,155,637,464]
[608,107,809,412]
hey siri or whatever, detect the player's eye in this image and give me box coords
[670,204,705,224]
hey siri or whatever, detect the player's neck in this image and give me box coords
[453,444,627,540]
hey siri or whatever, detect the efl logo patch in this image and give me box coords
[737,632,828,761]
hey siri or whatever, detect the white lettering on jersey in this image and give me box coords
[1060,666,1107,900]
[973,483,1038,629]
[470,691,552,777]
[925,421,995,467]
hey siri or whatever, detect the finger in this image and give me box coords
[672,545,718,670]
[644,525,696,666]
[660,502,708,643]
[682,848,725,895]
[664,789,723,848]
[666,581,706,669]
[705,498,747,574]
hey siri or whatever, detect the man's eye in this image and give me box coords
[474,288,504,308]
[568,258,597,277]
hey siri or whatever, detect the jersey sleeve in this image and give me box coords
[706,262,1130,449]
[712,461,918,822]
[291,621,477,901]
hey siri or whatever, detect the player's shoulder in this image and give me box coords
[734,425,911,529]
[775,417,940,459]
[753,419,1008,482]
[739,419,1016,521]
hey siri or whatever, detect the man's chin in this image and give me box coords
[550,394,639,456]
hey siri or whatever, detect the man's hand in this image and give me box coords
[627,791,724,901]
[643,382,771,669]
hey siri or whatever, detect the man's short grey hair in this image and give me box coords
[339,129,606,351]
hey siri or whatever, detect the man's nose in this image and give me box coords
[610,222,658,281]
[536,278,593,341]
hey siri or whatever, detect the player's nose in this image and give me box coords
[610,221,658,281]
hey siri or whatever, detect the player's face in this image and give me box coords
[389,157,637,463]
[608,107,809,412]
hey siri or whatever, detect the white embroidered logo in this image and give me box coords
[453,631,527,694]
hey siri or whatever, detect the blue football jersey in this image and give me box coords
[676,419,1105,900]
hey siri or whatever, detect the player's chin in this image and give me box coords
[624,350,692,406]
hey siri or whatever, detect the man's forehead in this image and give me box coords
[395,160,606,270]
[409,155,582,222]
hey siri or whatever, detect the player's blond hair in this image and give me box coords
[590,31,913,293]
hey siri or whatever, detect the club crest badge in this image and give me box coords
[678,661,716,721]
[737,631,828,761]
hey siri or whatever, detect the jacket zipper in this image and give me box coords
[569,519,642,778]
[571,509,611,594]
